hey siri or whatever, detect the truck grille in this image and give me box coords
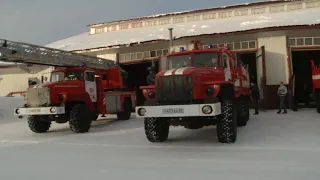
[26,87,51,107]
[156,75,193,103]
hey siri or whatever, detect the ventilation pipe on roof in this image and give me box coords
[168,28,173,50]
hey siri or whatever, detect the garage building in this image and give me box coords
[2,0,320,110]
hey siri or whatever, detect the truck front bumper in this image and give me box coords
[135,103,221,118]
[14,106,65,116]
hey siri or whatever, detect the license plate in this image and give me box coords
[162,108,184,114]
[28,108,41,113]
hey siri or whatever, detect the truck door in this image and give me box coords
[85,71,97,102]
[222,53,232,81]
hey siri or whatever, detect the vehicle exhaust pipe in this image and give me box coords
[168,28,173,50]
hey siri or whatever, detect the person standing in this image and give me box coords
[277,82,288,114]
[250,82,260,115]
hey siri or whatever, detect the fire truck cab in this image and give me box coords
[136,40,251,143]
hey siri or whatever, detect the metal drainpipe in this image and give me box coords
[168,28,173,50]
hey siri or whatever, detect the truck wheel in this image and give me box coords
[315,92,320,113]
[28,115,51,133]
[69,104,92,133]
[117,98,132,120]
[144,117,169,142]
[237,99,249,127]
[92,113,99,121]
[216,100,237,143]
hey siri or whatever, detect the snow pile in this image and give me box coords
[46,7,320,51]
[0,96,24,122]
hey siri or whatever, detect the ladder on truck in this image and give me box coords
[0,39,117,70]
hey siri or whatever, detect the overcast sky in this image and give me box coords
[1,0,258,46]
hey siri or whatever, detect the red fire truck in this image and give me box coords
[136,40,251,143]
[311,60,320,112]
[0,39,136,133]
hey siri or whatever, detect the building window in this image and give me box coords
[203,13,216,20]
[249,41,256,49]
[95,27,104,34]
[131,22,143,28]
[251,7,266,14]
[270,5,285,13]
[145,20,157,26]
[305,38,313,45]
[218,11,232,18]
[314,37,320,45]
[187,15,200,22]
[143,51,150,58]
[159,19,170,25]
[173,17,185,23]
[306,0,320,8]
[287,3,302,11]
[163,49,169,55]
[234,42,241,50]
[296,38,304,46]
[109,26,117,31]
[137,52,143,59]
[288,38,296,46]
[130,53,137,60]
[119,24,129,30]
[226,43,233,50]
[235,9,249,16]
[241,42,249,49]
[119,54,125,61]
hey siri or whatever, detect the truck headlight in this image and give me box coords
[15,108,20,114]
[148,91,155,99]
[202,105,212,114]
[50,107,56,113]
[206,87,214,96]
[137,108,146,116]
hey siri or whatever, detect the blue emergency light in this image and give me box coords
[208,44,214,48]
[180,47,185,51]
[81,62,87,67]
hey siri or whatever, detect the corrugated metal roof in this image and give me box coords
[46,7,320,52]
[87,0,291,27]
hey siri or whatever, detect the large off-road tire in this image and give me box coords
[117,98,132,120]
[28,115,51,133]
[216,100,237,143]
[91,113,99,121]
[237,99,250,127]
[315,92,320,113]
[69,104,92,133]
[144,117,169,142]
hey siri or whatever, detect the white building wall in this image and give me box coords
[0,66,52,96]
[258,36,288,85]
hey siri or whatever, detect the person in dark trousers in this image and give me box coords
[250,82,260,115]
[277,82,288,114]
[146,66,156,85]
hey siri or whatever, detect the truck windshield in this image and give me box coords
[50,71,84,82]
[167,55,190,69]
[193,52,220,67]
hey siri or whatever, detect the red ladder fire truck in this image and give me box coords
[0,39,136,133]
[136,40,251,143]
[311,60,320,112]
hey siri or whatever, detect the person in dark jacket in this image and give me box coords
[146,66,156,85]
[250,82,260,115]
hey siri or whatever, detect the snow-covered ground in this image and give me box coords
[1,96,320,179]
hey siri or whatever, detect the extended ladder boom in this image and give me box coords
[0,39,117,70]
